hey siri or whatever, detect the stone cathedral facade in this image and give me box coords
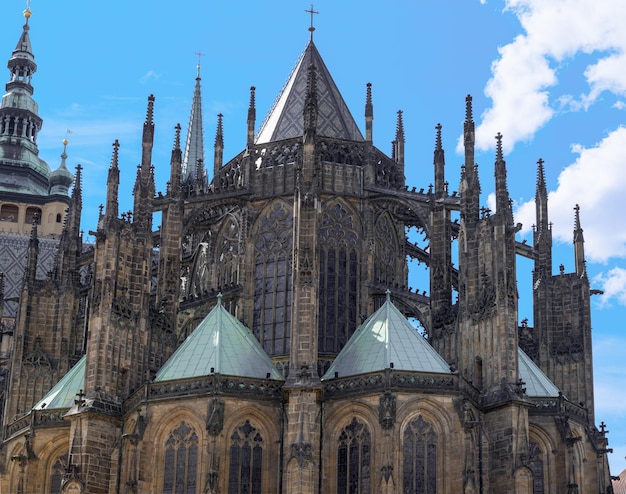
[0,7,615,494]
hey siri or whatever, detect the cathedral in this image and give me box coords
[0,6,616,494]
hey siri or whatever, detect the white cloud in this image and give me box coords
[514,126,626,263]
[474,0,626,152]
[594,267,626,307]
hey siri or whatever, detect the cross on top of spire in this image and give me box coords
[305,4,319,41]
[194,50,205,78]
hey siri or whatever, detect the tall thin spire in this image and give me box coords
[535,158,549,233]
[365,82,373,142]
[247,86,256,149]
[574,204,586,277]
[434,123,445,196]
[494,132,512,224]
[214,113,224,179]
[169,124,182,197]
[394,110,405,166]
[182,63,206,184]
[106,140,120,220]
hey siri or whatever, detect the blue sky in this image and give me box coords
[2,0,625,474]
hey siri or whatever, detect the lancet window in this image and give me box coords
[402,415,438,494]
[319,202,359,355]
[337,417,371,494]
[529,441,545,494]
[163,421,199,494]
[252,203,293,357]
[228,420,264,494]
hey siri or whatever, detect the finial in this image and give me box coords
[435,123,442,151]
[248,86,256,118]
[305,4,319,41]
[217,292,223,305]
[145,94,155,125]
[574,204,581,229]
[194,50,205,79]
[385,289,391,302]
[465,94,473,123]
[495,132,503,162]
[215,113,224,145]
[111,139,120,169]
[24,0,32,21]
[174,123,181,150]
[395,110,405,141]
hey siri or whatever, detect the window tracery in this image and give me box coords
[163,421,199,494]
[228,420,263,494]
[403,415,437,494]
[337,417,371,494]
[252,203,292,357]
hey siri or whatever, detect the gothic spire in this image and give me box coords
[494,132,512,224]
[214,113,224,179]
[574,204,586,277]
[365,82,373,142]
[434,123,445,196]
[535,158,549,232]
[169,124,182,196]
[247,86,256,149]
[106,140,120,220]
[394,110,405,166]
[182,66,206,184]
[460,95,480,224]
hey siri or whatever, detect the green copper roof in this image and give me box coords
[518,348,560,397]
[255,41,364,144]
[33,356,85,410]
[155,296,284,382]
[322,293,452,380]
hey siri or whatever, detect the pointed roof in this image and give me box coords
[322,293,452,379]
[518,348,560,397]
[256,41,363,144]
[33,356,85,410]
[155,296,284,382]
[182,67,205,183]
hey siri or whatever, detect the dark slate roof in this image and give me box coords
[255,41,364,144]
[155,295,284,382]
[33,356,85,410]
[322,293,452,379]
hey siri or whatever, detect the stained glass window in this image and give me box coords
[163,421,198,494]
[337,417,371,494]
[529,441,545,494]
[228,420,263,494]
[403,416,437,494]
[49,452,68,494]
[252,203,293,357]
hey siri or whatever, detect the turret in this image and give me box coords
[168,124,182,195]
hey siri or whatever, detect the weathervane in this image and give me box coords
[24,0,32,21]
[305,4,319,41]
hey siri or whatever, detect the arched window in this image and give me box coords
[163,421,199,494]
[0,204,18,222]
[49,452,68,494]
[252,203,293,357]
[529,441,545,494]
[337,417,371,494]
[228,420,263,494]
[25,207,42,225]
[319,202,359,356]
[403,415,437,494]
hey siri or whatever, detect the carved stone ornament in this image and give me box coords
[379,391,396,429]
[206,397,225,436]
[290,441,313,467]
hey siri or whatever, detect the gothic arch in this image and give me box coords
[396,398,458,494]
[249,199,294,357]
[373,210,401,287]
[528,425,556,494]
[146,407,206,493]
[319,199,362,356]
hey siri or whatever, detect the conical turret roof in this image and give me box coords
[322,293,452,379]
[155,295,284,382]
[255,41,363,144]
